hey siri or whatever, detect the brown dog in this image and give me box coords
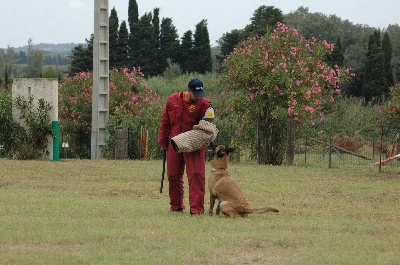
[208,144,278,217]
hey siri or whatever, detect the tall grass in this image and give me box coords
[147,73,226,108]
[0,159,399,264]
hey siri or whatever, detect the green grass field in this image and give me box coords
[0,159,399,264]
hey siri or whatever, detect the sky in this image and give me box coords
[1,0,399,49]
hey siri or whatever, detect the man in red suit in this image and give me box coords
[158,79,212,215]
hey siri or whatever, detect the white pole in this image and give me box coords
[91,0,109,159]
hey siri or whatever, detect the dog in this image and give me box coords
[208,144,279,217]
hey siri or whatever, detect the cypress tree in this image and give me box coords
[117,21,130,68]
[152,8,160,48]
[160,18,180,72]
[343,68,365,98]
[193,19,212,74]
[128,0,139,33]
[134,12,158,76]
[382,32,394,88]
[362,30,387,103]
[109,7,120,68]
[152,8,162,75]
[179,31,194,73]
[128,0,139,67]
[329,37,344,67]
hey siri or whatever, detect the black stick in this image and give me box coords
[159,150,166,193]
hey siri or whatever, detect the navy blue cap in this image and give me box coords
[188,79,205,98]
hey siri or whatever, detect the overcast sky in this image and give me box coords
[1,0,399,49]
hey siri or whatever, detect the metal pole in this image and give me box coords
[52,121,60,161]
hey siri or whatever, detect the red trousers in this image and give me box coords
[167,144,206,214]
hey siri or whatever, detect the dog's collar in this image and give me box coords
[211,168,227,172]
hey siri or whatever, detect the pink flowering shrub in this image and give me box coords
[382,82,400,126]
[59,68,160,158]
[109,68,160,119]
[220,23,353,164]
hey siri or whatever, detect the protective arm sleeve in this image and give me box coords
[171,120,218,153]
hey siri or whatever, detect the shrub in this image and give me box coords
[103,68,161,159]
[59,68,161,159]
[12,95,53,159]
[0,89,14,155]
[163,59,182,82]
[382,82,400,130]
[59,71,93,158]
[220,23,353,164]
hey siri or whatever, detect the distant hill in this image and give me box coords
[8,43,80,55]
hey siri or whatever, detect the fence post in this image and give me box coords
[379,124,383,173]
[304,136,307,164]
[328,122,332,169]
[286,118,295,166]
[115,126,129,159]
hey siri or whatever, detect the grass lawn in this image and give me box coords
[0,159,399,264]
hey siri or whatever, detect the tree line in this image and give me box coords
[0,50,69,66]
[217,6,399,104]
[70,0,212,76]
[68,4,400,104]
[0,40,68,85]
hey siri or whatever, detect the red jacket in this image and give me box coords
[158,92,211,148]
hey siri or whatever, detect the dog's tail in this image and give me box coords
[252,207,279,214]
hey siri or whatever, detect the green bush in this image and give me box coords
[12,95,53,159]
[0,88,54,159]
[0,89,14,155]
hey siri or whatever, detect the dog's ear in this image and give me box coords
[227,147,235,154]
[209,141,217,156]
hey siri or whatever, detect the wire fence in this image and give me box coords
[292,122,400,169]
[227,120,399,170]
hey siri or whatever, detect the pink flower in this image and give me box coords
[287,106,294,115]
[305,106,316,113]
